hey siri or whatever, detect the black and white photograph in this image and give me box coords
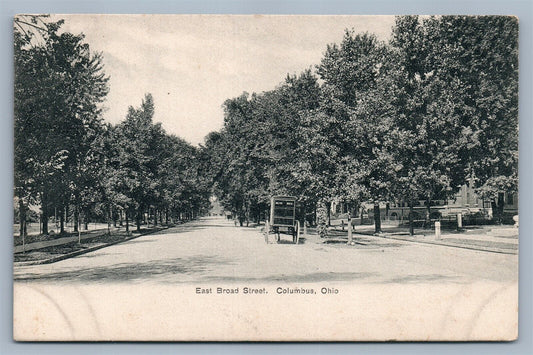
[13,14,518,341]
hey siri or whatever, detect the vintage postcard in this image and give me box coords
[13,14,518,341]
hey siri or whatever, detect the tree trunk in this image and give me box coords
[84,210,89,230]
[108,204,112,234]
[165,208,169,225]
[496,193,505,224]
[65,204,69,232]
[347,208,353,244]
[125,211,130,233]
[42,208,49,235]
[60,206,65,234]
[425,196,431,227]
[136,209,141,232]
[19,198,25,238]
[326,201,331,226]
[409,201,414,236]
[302,202,307,227]
[74,205,79,233]
[245,201,250,227]
[373,201,381,234]
[154,208,158,227]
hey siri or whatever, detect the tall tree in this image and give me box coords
[426,16,519,222]
[14,16,109,235]
[388,16,469,234]
[112,94,159,231]
[317,30,393,233]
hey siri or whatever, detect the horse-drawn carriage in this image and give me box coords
[265,195,302,244]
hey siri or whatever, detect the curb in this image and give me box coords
[276,228,517,255]
[14,228,121,254]
[352,231,518,255]
[14,226,170,266]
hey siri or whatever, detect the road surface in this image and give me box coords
[14,216,517,285]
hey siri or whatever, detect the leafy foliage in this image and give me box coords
[206,16,518,232]
[14,17,211,236]
[14,15,518,238]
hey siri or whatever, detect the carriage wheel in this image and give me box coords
[274,227,280,242]
[293,222,300,244]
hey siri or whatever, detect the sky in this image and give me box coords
[55,15,396,145]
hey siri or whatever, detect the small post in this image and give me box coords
[347,216,353,245]
[341,220,345,231]
[265,220,270,244]
[296,220,301,244]
[457,213,462,230]
[78,212,81,244]
[435,221,441,240]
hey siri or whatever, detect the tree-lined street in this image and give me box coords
[14,16,211,239]
[14,15,519,242]
[205,16,518,233]
[14,217,517,285]
[12,14,521,342]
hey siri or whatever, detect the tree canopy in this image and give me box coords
[205,15,518,232]
[14,15,518,238]
[14,17,211,237]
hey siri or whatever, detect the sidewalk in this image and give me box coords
[14,225,172,265]
[14,227,121,253]
[313,224,518,255]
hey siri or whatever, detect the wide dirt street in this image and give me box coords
[14,216,517,285]
[13,217,518,341]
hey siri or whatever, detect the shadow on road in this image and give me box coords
[120,239,158,245]
[200,271,380,283]
[275,239,300,245]
[152,223,236,235]
[14,255,234,283]
[385,274,460,283]
[200,272,460,284]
